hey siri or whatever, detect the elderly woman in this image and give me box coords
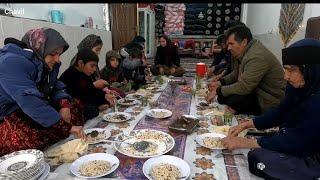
[221,39,320,179]
[0,28,85,156]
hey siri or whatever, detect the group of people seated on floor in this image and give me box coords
[205,21,320,179]
[0,27,186,157]
[0,19,319,179]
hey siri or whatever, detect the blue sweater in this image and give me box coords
[254,85,320,157]
[0,44,71,127]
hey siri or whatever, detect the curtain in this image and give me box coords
[279,4,305,47]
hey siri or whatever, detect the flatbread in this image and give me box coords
[46,139,88,164]
[212,125,247,137]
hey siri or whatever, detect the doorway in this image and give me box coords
[110,3,138,50]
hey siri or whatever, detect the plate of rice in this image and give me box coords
[143,155,190,180]
[196,133,226,150]
[70,153,119,178]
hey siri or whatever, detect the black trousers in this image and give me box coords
[248,148,320,180]
[84,105,99,121]
[217,93,261,116]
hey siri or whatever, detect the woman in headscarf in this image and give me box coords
[151,35,185,77]
[69,34,108,89]
[0,28,85,156]
[70,34,103,66]
[221,38,320,179]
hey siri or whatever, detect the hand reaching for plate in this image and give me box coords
[70,126,86,140]
[105,94,116,106]
[228,120,255,137]
[94,79,109,89]
[221,136,260,150]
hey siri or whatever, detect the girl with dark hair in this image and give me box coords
[152,35,186,77]
[221,38,320,179]
[0,28,85,156]
[69,34,108,90]
[60,49,116,121]
[100,50,127,97]
[101,50,125,83]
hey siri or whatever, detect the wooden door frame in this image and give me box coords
[109,3,138,50]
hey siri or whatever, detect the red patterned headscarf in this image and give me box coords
[21,27,69,60]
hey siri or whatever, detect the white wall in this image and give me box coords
[8,3,106,30]
[245,4,281,35]
[0,16,112,76]
[242,3,320,61]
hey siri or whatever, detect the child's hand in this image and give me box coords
[93,79,109,89]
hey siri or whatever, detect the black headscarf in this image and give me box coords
[282,38,320,97]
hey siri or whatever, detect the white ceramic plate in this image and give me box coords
[196,133,226,150]
[84,128,111,145]
[147,109,172,119]
[126,93,143,100]
[103,112,131,123]
[143,155,190,180]
[29,163,50,180]
[13,163,45,180]
[114,129,175,158]
[0,149,43,173]
[37,163,50,180]
[0,149,44,179]
[70,153,119,179]
[117,98,140,106]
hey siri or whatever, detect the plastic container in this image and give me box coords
[50,10,64,24]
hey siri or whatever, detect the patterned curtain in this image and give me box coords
[184,3,241,36]
[279,4,305,47]
[163,3,186,35]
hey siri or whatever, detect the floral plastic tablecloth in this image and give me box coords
[45,77,262,180]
